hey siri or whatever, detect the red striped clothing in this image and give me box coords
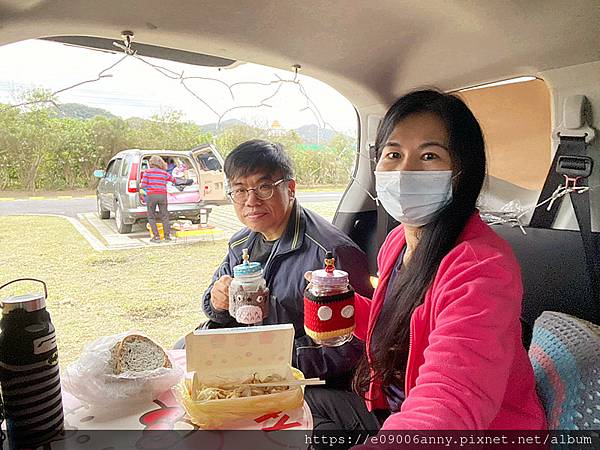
[140,167,176,195]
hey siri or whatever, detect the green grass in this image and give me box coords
[302,201,339,222]
[0,216,226,368]
[296,184,346,193]
[0,202,339,370]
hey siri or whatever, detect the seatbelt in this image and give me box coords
[570,178,600,298]
[529,135,600,300]
[530,136,591,227]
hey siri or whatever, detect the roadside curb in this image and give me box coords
[80,212,229,250]
[0,213,108,251]
[68,215,107,251]
[0,195,96,202]
[79,213,145,250]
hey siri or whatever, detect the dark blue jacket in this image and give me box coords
[202,200,373,380]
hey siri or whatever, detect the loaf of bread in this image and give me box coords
[110,334,172,374]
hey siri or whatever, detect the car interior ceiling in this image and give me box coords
[2,1,598,331]
[3,1,599,109]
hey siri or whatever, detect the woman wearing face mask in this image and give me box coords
[306,90,546,442]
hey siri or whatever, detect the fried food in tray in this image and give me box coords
[193,373,289,401]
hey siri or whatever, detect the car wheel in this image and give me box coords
[115,203,132,234]
[97,196,110,219]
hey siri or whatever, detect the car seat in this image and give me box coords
[528,311,600,430]
[493,225,599,345]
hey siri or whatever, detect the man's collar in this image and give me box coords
[276,199,305,253]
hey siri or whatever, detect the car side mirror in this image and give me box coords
[93,169,106,178]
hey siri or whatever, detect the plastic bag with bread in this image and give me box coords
[110,334,172,374]
[63,331,183,407]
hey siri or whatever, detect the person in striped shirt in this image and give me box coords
[140,155,176,243]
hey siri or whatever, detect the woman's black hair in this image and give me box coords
[353,89,486,396]
[224,139,294,181]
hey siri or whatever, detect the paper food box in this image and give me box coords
[172,324,304,429]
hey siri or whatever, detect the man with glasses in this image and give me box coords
[199,139,373,383]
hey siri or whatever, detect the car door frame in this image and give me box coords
[104,157,123,212]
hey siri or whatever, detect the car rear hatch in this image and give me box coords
[139,154,201,206]
[191,145,228,205]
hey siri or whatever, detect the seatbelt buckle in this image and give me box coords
[556,156,593,188]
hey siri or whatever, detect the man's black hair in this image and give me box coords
[224,139,294,182]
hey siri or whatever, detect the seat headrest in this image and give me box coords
[554,95,596,143]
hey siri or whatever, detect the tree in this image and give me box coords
[0,105,21,189]
[126,110,212,151]
[286,133,356,186]
[8,89,62,191]
[87,116,130,186]
[52,103,117,120]
[37,118,95,189]
[0,91,357,191]
[213,123,268,156]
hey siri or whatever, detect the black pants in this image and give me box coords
[146,194,170,238]
[304,386,386,450]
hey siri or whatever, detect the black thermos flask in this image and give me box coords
[0,278,64,449]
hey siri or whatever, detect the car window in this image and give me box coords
[196,150,222,172]
[0,39,357,371]
[104,160,115,178]
[120,155,130,177]
[459,78,551,191]
[106,158,122,181]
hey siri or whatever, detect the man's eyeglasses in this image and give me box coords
[227,179,287,204]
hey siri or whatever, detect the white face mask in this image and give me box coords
[375,170,453,227]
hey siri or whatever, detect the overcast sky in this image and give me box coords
[0,39,357,135]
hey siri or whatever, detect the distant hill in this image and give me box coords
[50,105,350,144]
[55,103,117,120]
[198,120,344,144]
[198,118,246,134]
[295,124,337,145]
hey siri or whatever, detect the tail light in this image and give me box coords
[127,161,139,193]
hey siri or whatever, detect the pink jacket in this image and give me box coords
[354,213,547,430]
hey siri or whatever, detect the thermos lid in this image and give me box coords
[233,261,262,277]
[1,292,46,314]
[312,268,349,285]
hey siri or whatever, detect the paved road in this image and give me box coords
[0,192,343,218]
[0,197,96,218]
